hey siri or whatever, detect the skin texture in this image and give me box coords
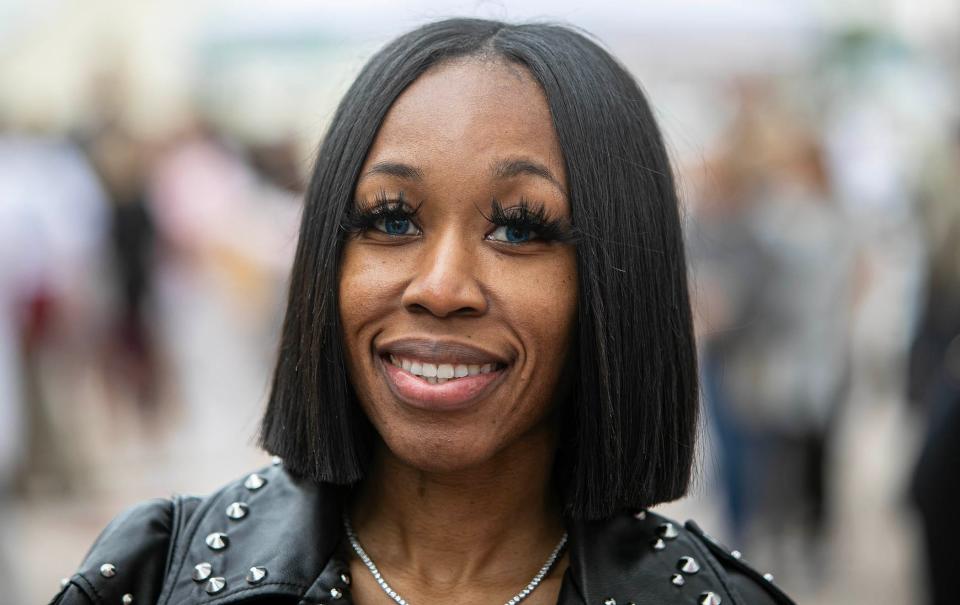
[338,58,577,604]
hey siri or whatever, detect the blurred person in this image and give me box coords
[50,19,794,605]
[0,133,111,499]
[820,32,928,407]
[688,81,776,545]
[83,117,164,427]
[908,126,960,605]
[691,96,857,581]
[907,126,960,410]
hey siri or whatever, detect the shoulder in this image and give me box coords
[564,510,796,605]
[50,462,346,605]
[682,519,795,605]
[51,494,201,605]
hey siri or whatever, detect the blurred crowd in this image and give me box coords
[1,4,958,604]
[0,110,303,480]
[686,77,959,602]
[679,34,960,601]
[0,90,304,600]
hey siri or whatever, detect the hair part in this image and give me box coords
[259,18,699,521]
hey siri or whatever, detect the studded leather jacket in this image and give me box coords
[49,463,795,605]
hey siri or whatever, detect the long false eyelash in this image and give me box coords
[482,197,578,244]
[341,190,422,234]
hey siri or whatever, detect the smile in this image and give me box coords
[378,353,510,411]
[386,354,506,384]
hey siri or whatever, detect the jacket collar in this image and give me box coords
[160,464,727,605]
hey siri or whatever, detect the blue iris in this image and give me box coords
[505,226,532,243]
[384,218,410,235]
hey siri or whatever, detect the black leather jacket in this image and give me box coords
[50,463,795,605]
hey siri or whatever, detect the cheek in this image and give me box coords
[505,252,578,342]
[338,243,402,334]
[339,244,402,408]
[491,250,578,389]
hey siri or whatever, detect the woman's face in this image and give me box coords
[339,58,578,473]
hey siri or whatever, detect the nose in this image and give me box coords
[401,231,487,318]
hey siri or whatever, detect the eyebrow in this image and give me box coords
[491,157,566,196]
[362,161,424,181]
[359,157,566,196]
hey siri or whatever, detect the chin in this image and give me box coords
[379,426,501,474]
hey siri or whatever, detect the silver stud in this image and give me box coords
[763,572,774,582]
[246,566,268,584]
[678,556,700,574]
[60,577,70,588]
[226,502,249,520]
[699,592,722,605]
[205,532,229,550]
[657,522,679,540]
[604,599,616,605]
[99,563,116,578]
[122,594,134,604]
[633,510,647,520]
[670,573,685,586]
[731,550,742,560]
[652,538,666,551]
[192,562,212,582]
[204,577,227,594]
[271,456,283,466]
[244,473,267,491]
[340,572,351,585]
[331,586,343,599]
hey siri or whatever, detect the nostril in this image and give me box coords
[406,303,430,315]
[452,305,483,317]
[404,302,483,318]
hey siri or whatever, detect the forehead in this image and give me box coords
[362,58,566,185]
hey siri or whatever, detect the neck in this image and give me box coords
[348,426,565,589]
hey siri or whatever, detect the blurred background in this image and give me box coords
[1,0,958,603]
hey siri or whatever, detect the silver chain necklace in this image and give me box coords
[343,514,568,605]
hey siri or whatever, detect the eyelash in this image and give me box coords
[340,190,422,234]
[483,198,577,244]
[342,191,577,245]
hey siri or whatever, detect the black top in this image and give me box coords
[50,463,795,605]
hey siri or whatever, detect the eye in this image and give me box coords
[487,224,537,243]
[481,197,576,246]
[374,216,418,236]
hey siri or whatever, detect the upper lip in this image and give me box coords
[377,337,512,366]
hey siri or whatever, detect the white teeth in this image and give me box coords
[387,355,502,382]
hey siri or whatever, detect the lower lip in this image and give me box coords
[379,356,507,411]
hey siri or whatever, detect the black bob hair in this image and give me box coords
[260,17,699,521]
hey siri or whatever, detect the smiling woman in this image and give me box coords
[339,59,578,485]
[51,18,795,605]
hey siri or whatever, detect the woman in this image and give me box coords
[52,18,794,605]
